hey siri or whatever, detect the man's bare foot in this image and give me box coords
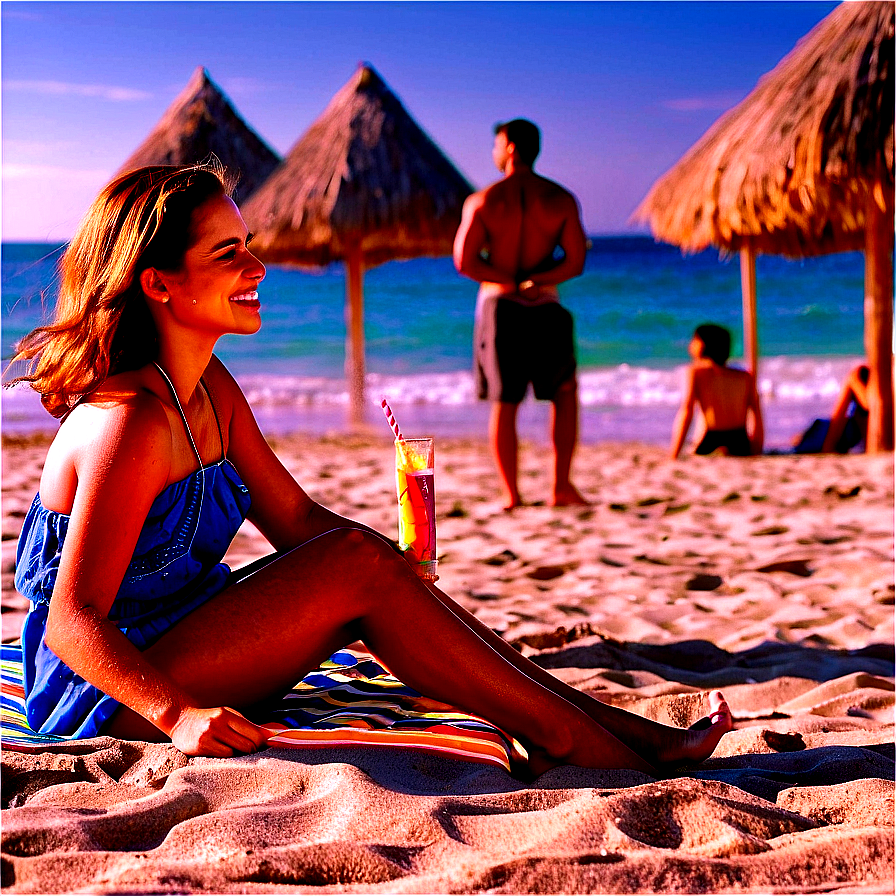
[652,690,732,768]
[552,483,592,506]
[501,491,524,511]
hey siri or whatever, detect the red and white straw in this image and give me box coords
[381,398,403,442]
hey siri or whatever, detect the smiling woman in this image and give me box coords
[138,192,264,345]
[3,161,733,772]
[9,163,236,417]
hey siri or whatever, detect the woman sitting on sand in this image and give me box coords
[8,163,731,776]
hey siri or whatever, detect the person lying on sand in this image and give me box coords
[670,323,764,459]
[7,163,731,778]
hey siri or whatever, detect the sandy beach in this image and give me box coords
[2,432,893,894]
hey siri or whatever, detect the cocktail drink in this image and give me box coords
[395,437,437,580]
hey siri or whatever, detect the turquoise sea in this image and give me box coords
[2,238,865,448]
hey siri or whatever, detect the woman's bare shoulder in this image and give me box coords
[40,369,174,511]
[53,371,171,459]
[81,368,171,424]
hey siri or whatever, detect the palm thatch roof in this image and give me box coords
[633,1,894,258]
[117,66,280,202]
[241,63,474,268]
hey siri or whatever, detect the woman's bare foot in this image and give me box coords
[509,692,731,781]
[652,690,733,768]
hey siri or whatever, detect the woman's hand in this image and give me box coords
[169,705,272,757]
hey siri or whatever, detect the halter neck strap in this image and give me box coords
[153,363,203,466]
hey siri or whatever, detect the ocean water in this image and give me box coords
[1,238,865,448]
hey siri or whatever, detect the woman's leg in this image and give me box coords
[420,580,732,767]
[108,528,659,773]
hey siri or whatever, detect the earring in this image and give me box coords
[192,299,197,305]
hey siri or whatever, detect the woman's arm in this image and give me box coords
[210,359,383,551]
[46,396,269,756]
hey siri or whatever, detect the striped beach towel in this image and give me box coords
[1,644,513,771]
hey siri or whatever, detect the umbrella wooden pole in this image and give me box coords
[345,246,366,427]
[740,246,759,375]
[863,190,894,453]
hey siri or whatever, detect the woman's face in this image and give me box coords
[159,193,266,337]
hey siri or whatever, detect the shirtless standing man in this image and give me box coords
[670,323,764,459]
[453,119,589,508]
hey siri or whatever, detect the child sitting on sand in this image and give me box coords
[6,162,731,777]
[670,323,764,459]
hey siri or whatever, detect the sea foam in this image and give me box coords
[3,356,862,449]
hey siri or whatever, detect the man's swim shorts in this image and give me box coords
[474,296,577,403]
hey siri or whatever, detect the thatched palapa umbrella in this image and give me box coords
[118,66,280,201]
[241,63,474,425]
[634,1,894,452]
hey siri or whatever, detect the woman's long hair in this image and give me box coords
[7,161,233,417]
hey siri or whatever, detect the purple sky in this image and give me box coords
[2,1,839,241]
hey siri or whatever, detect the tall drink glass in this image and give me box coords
[395,438,437,581]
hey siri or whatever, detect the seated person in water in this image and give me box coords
[820,364,870,453]
[670,323,764,459]
[6,162,731,776]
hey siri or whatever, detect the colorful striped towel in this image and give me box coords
[1,643,513,771]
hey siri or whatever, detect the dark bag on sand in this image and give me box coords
[794,416,863,454]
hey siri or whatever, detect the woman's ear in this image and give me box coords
[139,268,170,305]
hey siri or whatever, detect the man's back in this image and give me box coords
[474,171,578,280]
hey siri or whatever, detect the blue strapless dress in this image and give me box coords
[14,459,251,738]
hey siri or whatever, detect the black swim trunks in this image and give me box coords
[695,427,752,456]
[475,297,577,403]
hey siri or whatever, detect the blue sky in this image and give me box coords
[2,1,839,241]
